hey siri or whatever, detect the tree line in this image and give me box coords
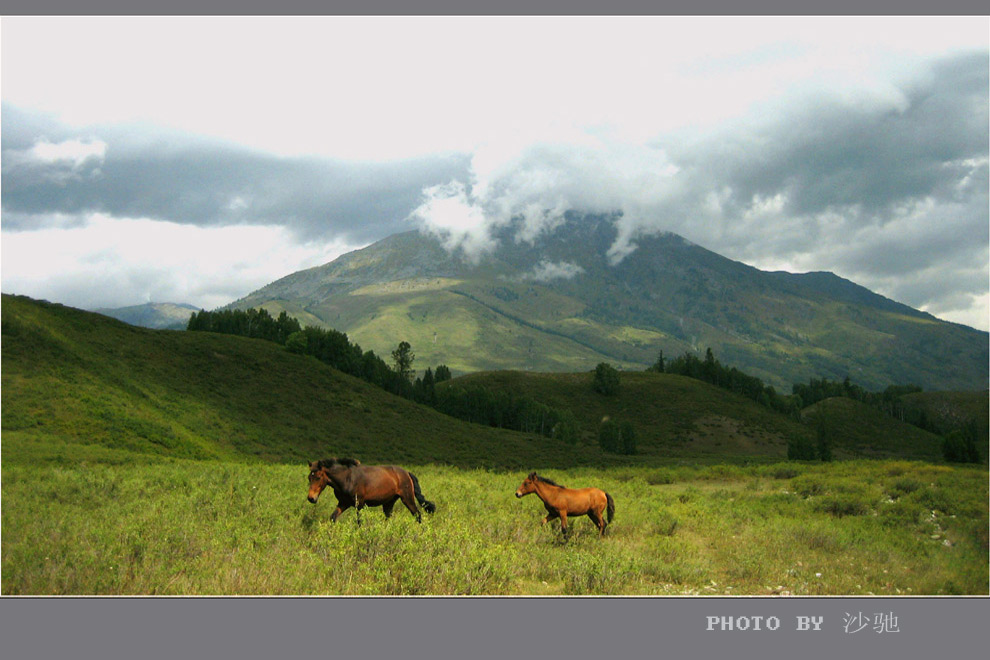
[186,308,578,443]
[651,347,801,416]
[649,346,982,464]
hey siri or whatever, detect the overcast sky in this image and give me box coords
[2,16,988,330]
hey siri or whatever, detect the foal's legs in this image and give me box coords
[558,511,569,539]
[589,509,606,536]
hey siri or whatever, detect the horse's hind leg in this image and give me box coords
[589,510,606,536]
[400,493,422,523]
[383,497,397,519]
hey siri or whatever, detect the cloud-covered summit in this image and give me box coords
[408,51,988,328]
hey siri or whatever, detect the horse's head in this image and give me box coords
[307,457,359,503]
[515,472,539,498]
[307,460,331,503]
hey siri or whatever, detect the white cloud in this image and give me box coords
[521,260,585,283]
[3,16,985,161]
[0,214,360,310]
[21,138,107,166]
[3,137,107,182]
[409,181,496,261]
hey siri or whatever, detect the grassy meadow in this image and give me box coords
[3,455,986,595]
[2,294,987,595]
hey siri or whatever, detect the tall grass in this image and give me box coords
[3,459,985,595]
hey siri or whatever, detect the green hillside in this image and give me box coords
[800,397,945,461]
[446,370,952,462]
[230,219,989,391]
[901,390,989,440]
[0,294,967,468]
[0,294,613,469]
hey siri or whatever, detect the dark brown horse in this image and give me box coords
[307,457,436,524]
[515,472,614,538]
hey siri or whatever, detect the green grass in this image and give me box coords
[2,458,985,595]
[2,294,987,595]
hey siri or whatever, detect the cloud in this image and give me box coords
[3,137,107,184]
[408,181,496,261]
[408,51,989,329]
[1,105,471,245]
[0,214,358,311]
[519,260,586,283]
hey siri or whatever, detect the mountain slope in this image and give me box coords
[94,302,198,330]
[231,216,988,391]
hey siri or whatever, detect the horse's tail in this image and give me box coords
[409,472,437,514]
[605,491,615,524]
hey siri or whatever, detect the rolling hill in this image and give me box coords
[5,293,952,470]
[0,294,600,469]
[444,370,947,462]
[230,215,988,392]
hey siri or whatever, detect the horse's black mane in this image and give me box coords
[317,457,361,469]
[529,471,564,487]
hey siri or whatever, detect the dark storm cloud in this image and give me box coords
[1,104,471,244]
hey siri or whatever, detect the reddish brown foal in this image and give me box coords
[515,472,614,538]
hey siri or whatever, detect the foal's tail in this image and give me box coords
[409,472,437,514]
[605,491,615,524]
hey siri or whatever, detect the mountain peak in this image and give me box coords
[231,224,987,391]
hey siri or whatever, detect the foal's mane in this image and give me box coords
[529,472,564,488]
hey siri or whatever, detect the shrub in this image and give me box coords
[791,474,825,497]
[652,512,678,537]
[787,436,817,461]
[889,477,923,498]
[592,363,620,396]
[598,419,635,455]
[814,494,871,517]
[646,470,675,486]
[620,421,636,455]
[598,419,621,453]
[551,409,581,445]
[907,486,952,514]
[942,429,981,464]
[285,331,308,354]
[770,466,801,480]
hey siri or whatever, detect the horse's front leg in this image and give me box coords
[331,497,353,523]
[541,507,560,526]
[355,497,366,526]
[558,511,569,540]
